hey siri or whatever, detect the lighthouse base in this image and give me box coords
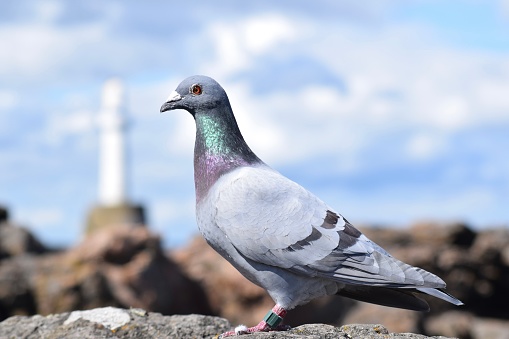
[85,203,146,235]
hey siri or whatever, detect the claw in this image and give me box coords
[219,304,290,337]
[220,323,290,337]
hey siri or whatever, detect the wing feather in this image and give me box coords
[214,166,445,288]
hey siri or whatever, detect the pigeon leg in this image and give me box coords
[219,304,290,337]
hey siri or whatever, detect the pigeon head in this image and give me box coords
[161,75,263,202]
[160,75,229,115]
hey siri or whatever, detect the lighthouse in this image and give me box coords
[85,78,145,234]
[98,78,128,206]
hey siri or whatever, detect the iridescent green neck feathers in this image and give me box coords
[193,110,262,202]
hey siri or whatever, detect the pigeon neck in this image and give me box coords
[194,112,262,203]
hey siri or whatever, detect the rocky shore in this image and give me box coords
[0,307,455,339]
[1,217,508,339]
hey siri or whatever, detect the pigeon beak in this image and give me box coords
[160,91,182,112]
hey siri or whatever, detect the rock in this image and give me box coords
[471,317,509,339]
[0,222,49,259]
[171,225,509,338]
[0,206,8,223]
[0,256,37,320]
[459,228,509,318]
[64,306,131,330]
[408,221,476,248]
[425,310,509,339]
[424,311,474,338]
[360,223,509,318]
[2,220,508,339]
[0,309,231,339]
[0,227,212,321]
[170,236,272,324]
[342,302,421,334]
[339,323,451,339]
[0,307,456,339]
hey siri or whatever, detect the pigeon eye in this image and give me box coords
[191,84,202,95]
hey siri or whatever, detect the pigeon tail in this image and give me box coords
[416,287,464,306]
[337,285,430,311]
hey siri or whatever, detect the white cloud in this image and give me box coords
[300,85,350,117]
[34,0,63,23]
[243,14,295,54]
[151,198,195,230]
[45,110,95,145]
[15,207,64,231]
[0,22,104,81]
[166,114,195,156]
[203,14,297,77]
[0,90,19,110]
[0,90,19,135]
[130,9,509,235]
[432,96,470,131]
[476,75,509,119]
[2,2,508,248]
[406,132,447,161]
[344,185,499,226]
[228,15,509,168]
[501,0,509,18]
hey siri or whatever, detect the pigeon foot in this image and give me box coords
[219,322,290,337]
[219,304,290,337]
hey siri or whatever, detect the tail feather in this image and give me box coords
[416,287,464,306]
[337,285,464,311]
[337,285,430,311]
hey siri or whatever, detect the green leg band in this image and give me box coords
[263,310,283,328]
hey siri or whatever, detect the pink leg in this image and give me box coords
[220,304,290,338]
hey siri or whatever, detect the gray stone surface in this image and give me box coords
[0,307,456,339]
[64,306,131,330]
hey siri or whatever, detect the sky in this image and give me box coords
[0,0,508,248]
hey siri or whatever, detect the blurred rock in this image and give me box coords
[424,311,474,338]
[343,303,420,334]
[0,222,48,260]
[361,223,509,316]
[1,220,509,339]
[171,236,274,326]
[172,222,509,339]
[0,220,50,319]
[0,307,456,339]
[425,310,509,339]
[0,206,8,223]
[0,256,37,320]
[471,317,509,339]
[0,227,212,321]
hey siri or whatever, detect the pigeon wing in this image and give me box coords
[213,166,444,288]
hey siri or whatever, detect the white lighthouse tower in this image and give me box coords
[98,78,128,206]
[85,78,145,234]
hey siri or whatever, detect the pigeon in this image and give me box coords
[160,75,463,337]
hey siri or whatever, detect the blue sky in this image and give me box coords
[0,0,508,248]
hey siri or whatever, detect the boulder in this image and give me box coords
[0,227,212,321]
[0,307,456,339]
[172,223,509,338]
[0,222,49,259]
[2,219,508,339]
[0,206,8,223]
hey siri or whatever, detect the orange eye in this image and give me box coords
[191,84,202,95]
